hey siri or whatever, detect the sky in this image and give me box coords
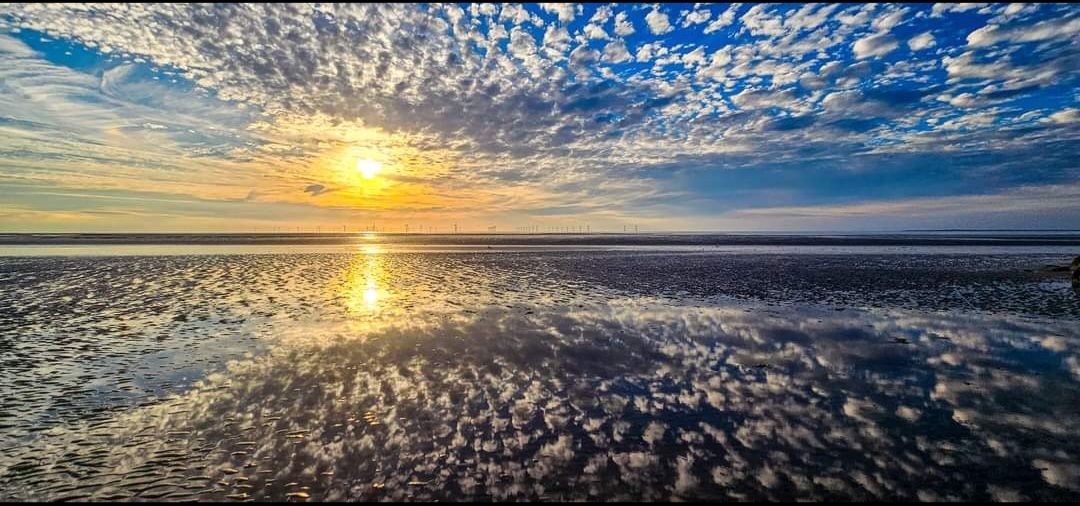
[0,3,1078,233]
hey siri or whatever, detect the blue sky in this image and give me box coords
[1,3,1078,232]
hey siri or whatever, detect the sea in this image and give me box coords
[1,233,1078,501]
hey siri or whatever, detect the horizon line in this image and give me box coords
[3,229,1080,235]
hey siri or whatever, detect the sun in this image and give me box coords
[356,158,382,179]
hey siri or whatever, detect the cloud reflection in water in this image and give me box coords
[0,251,1078,501]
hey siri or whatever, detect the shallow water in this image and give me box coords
[1,249,1078,501]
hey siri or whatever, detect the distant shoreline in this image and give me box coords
[2,232,1080,247]
[903,229,1080,233]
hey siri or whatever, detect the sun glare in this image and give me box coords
[356,158,382,179]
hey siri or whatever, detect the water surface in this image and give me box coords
[1,247,1078,501]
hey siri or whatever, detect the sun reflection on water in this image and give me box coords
[345,244,387,316]
[363,278,378,310]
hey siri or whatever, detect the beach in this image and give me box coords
[1,236,1079,501]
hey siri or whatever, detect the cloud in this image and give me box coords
[966,17,1080,47]
[539,3,576,23]
[1045,108,1080,124]
[601,40,632,64]
[589,5,613,24]
[785,3,840,33]
[727,184,1080,222]
[0,4,1078,231]
[703,4,739,34]
[541,25,572,59]
[681,46,707,67]
[936,92,978,108]
[645,7,674,35]
[500,3,531,25]
[507,26,538,59]
[0,32,38,56]
[303,183,329,196]
[681,7,711,27]
[908,31,936,51]
[941,47,1076,90]
[852,32,899,59]
[931,3,987,18]
[583,23,610,40]
[872,6,910,31]
[568,43,601,75]
[613,11,635,36]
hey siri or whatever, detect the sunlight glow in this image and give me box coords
[345,244,386,317]
[356,158,382,179]
[363,279,378,310]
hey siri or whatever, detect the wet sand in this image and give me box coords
[1,248,1079,501]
